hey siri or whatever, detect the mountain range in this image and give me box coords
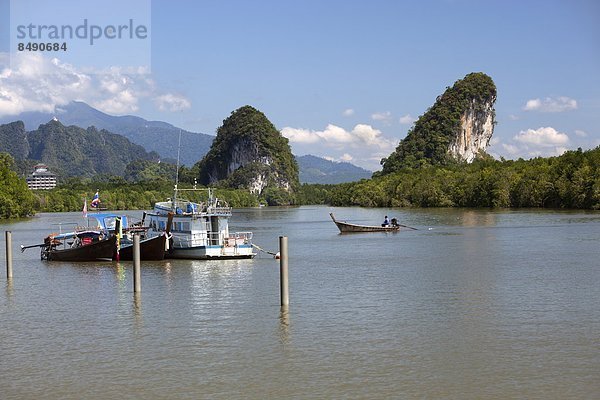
[0,101,213,166]
[0,102,373,183]
[296,155,371,184]
[0,120,157,178]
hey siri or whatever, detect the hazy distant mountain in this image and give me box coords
[0,101,214,166]
[296,154,372,184]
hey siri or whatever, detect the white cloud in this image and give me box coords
[282,124,355,144]
[574,129,588,137]
[399,114,415,125]
[340,153,353,162]
[282,124,395,149]
[371,111,393,124]
[155,94,192,112]
[322,153,354,163]
[501,143,520,155]
[0,53,91,115]
[0,52,191,116]
[513,127,569,146]
[342,108,354,116]
[490,126,572,159]
[523,96,577,112]
[281,127,321,144]
[93,89,138,114]
[281,123,398,171]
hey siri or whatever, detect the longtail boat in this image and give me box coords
[40,231,117,261]
[116,213,173,261]
[21,213,172,262]
[329,213,402,233]
[116,234,168,261]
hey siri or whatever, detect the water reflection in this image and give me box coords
[279,305,291,345]
[114,262,126,291]
[460,210,497,227]
[133,292,142,325]
[5,278,13,299]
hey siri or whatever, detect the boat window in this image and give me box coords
[103,217,116,229]
[159,221,166,230]
[171,222,189,232]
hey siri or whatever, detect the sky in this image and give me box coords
[1,0,599,171]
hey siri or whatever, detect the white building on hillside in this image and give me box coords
[26,164,57,190]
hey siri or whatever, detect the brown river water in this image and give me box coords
[1,206,599,399]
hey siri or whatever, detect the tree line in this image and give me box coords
[2,146,600,219]
[307,147,600,209]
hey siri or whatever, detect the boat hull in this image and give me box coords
[117,234,167,261]
[46,235,117,261]
[330,213,400,233]
[166,245,255,260]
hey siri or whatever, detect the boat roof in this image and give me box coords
[52,230,102,240]
[152,200,232,217]
[87,213,128,230]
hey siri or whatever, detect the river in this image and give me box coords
[1,206,599,399]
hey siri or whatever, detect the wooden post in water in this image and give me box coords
[5,231,13,279]
[133,234,141,293]
[279,236,289,306]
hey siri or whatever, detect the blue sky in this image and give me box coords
[1,0,599,170]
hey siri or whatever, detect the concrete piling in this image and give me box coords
[6,231,13,279]
[279,236,289,306]
[133,234,141,293]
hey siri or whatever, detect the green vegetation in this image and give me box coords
[0,121,29,160]
[195,105,299,205]
[296,183,337,205]
[124,159,178,183]
[2,146,599,220]
[0,153,36,218]
[0,119,159,178]
[32,177,259,213]
[298,147,600,209]
[380,72,497,173]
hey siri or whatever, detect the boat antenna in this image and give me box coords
[173,129,182,211]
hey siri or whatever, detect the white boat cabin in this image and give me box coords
[146,189,254,259]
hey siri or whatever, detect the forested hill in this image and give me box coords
[0,119,159,178]
[195,105,299,204]
[381,72,497,173]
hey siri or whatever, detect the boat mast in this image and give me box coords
[173,129,182,211]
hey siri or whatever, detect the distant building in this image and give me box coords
[26,164,57,190]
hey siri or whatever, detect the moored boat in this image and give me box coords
[40,231,117,261]
[88,212,172,261]
[117,234,168,261]
[145,188,255,259]
[22,212,172,262]
[329,213,401,233]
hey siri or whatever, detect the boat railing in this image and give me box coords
[225,232,253,247]
[169,231,252,248]
[170,231,222,247]
[205,206,233,216]
[158,199,233,217]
